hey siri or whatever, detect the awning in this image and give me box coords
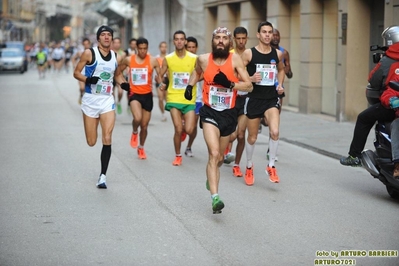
[95,0,134,23]
[8,20,35,30]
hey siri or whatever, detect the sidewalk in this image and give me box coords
[268,106,375,161]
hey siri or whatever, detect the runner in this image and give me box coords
[185,26,252,213]
[184,36,202,157]
[73,25,123,189]
[115,37,162,159]
[158,30,198,166]
[155,41,168,122]
[230,26,249,177]
[51,41,65,73]
[112,37,127,114]
[241,21,285,186]
[36,43,48,79]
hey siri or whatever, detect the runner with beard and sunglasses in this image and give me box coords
[184,27,252,214]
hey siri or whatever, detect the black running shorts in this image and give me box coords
[128,92,153,112]
[199,104,238,137]
[244,97,280,119]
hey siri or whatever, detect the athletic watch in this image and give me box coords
[230,82,235,89]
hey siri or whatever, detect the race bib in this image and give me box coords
[209,86,234,111]
[256,62,276,86]
[131,68,148,85]
[172,72,190,89]
[92,80,113,95]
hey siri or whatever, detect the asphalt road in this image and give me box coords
[0,68,398,266]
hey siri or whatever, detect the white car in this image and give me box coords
[0,48,25,73]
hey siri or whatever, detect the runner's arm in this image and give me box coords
[73,49,92,83]
[284,50,293,79]
[232,53,252,92]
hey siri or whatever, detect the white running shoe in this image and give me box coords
[185,147,194,157]
[224,153,235,164]
[97,174,107,189]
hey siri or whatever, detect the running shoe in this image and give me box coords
[223,152,235,164]
[185,147,194,157]
[97,174,107,189]
[244,167,254,186]
[233,166,243,177]
[266,166,280,183]
[206,179,210,191]
[181,131,187,142]
[117,103,122,114]
[130,132,138,148]
[172,156,182,166]
[339,155,362,167]
[212,195,225,214]
[137,147,147,160]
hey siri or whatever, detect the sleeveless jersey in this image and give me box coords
[84,47,117,96]
[156,56,163,68]
[279,46,286,64]
[36,51,46,64]
[203,53,239,111]
[165,51,197,104]
[129,54,153,95]
[247,47,279,100]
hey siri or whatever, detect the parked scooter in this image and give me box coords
[361,81,399,199]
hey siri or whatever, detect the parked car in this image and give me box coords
[5,41,28,72]
[0,48,26,73]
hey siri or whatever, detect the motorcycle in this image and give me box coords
[361,81,399,199]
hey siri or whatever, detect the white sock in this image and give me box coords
[211,193,218,199]
[268,139,279,167]
[246,141,255,168]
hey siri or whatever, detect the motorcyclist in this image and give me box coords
[340,25,399,166]
[380,81,399,178]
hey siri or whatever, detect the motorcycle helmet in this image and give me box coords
[381,25,399,46]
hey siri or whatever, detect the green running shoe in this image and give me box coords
[212,195,224,214]
[117,103,122,114]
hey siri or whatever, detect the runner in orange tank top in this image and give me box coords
[155,41,168,121]
[184,27,253,214]
[115,37,162,160]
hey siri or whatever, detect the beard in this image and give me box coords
[212,42,230,60]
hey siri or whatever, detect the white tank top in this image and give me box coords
[84,47,117,95]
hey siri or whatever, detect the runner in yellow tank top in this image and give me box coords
[158,30,198,166]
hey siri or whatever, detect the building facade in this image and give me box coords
[204,0,399,121]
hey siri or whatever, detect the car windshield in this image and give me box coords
[1,50,21,57]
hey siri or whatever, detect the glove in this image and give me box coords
[85,76,100,85]
[390,97,399,109]
[120,82,130,92]
[213,71,231,88]
[184,85,193,100]
[163,77,169,89]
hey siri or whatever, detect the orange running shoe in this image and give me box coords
[130,132,138,148]
[233,166,243,177]
[244,166,254,186]
[172,156,182,166]
[137,147,147,160]
[181,131,187,142]
[266,166,280,183]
